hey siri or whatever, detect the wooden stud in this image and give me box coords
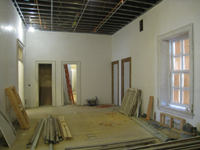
[146,96,154,121]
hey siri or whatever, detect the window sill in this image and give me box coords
[158,105,194,119]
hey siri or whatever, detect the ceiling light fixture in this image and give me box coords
[28,27,35,32]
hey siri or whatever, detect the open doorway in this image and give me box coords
[35,61,56,107]
[17,39,25,106]
[39,64,52,106]
[61,61,80,106]
[63,64,77,105]
[112,60,119,105]
[121,57,131,102]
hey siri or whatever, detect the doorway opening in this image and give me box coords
[61,61,80,106]
[63,64,77,105]
[39,64,52,106]
[121,57,131,103]
[17,39,25,106]
[112,61,119,105]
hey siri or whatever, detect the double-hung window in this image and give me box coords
[170,36,190,109]
[157,24,193,118]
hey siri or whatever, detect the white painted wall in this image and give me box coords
[0,0,26,122]
[112,0,200,128]
[25,31,112,107]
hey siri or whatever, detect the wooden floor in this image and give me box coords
[0,105,159,150]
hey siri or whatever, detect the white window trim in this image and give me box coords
[157,24,194,119]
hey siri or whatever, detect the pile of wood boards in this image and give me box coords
[27,115,73,149]
[120,88,141,117]
[58,116,72,140]
[43,115,64,144]
[5,86,29,130]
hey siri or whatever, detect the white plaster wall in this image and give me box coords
[0,0,26,121]
[25,31,112,107]
[112,0,200,128]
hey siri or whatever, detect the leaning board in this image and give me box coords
[120,88,139,116]
[5,86,29,130]
[0,113,16,148]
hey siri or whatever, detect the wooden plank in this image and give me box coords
[12,87,28,119]
[58,116,68,140]
[170,117,174,128]
[9,87,29,129]
[64,123,72,140]
[5,88,25,129]
[146,96,154,121]
[5,87,29,130]
[58,116,73,140]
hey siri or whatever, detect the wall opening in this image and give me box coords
[39,64,52,106]
[121,57,131,102]
[17,39,25,106]
[63,64,77,105]
[35,61,56,107]
[112,60,119,105]
[61,61,80,106]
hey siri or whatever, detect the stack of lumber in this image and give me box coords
[5,86,29,130]
[27,115,73,149]
[120,88,141,117]
[58,116,72,140]
[131,136,200,149]
[43,115,63,144]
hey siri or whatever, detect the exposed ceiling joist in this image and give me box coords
[12,0,162,35]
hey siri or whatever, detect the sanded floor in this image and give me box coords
[0,105,158,150]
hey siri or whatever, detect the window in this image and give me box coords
[170,36,190,108]
[157,24,193,118]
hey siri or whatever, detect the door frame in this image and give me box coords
[112,60,119,105]
[121,57,131,102]
[35,61,56,107]
[17,39,25,105]
[61,61,81,106]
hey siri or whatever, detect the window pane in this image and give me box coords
[183,55,189,70]
[174,41,181,55]
[183,73,190,87]
[18,47,23,60]
[174,57,181,70]
[173,74,180,87]
[183,38,189,54]
[183,90,189,105]
[173,89,180,103]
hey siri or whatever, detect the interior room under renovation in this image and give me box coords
[1,0,200,149]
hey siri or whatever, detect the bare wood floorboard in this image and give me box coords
[0,106,159,150]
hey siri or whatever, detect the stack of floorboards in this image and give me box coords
[120,88,141,117]
[58,116,72,140]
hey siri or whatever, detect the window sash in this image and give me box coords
[170,36,190,108]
